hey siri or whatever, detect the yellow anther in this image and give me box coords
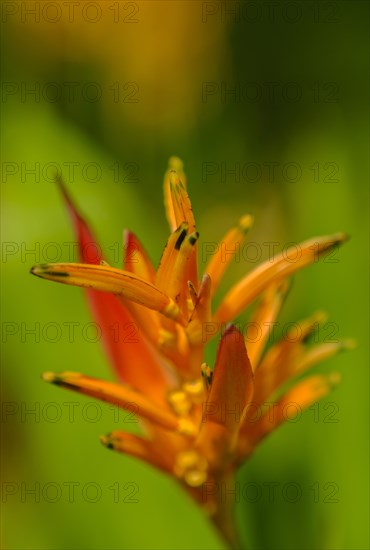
[184,469,207,487]
[187,280,198,305]
[177,418,197,437]
[158,329,176,348]
[201,362,213,391]
[176,450,200,470]
[163,301,185,324]
[187,298,195,313]
[328,372,341,386]
[183,379,205,404]
[168,156,184,173]
[167,390,192,417]
[174,450,209,486]
[201,362,212,378]
[238,213,254,232]
[183,379,203,396]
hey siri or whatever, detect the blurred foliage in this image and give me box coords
[1,1,369,549]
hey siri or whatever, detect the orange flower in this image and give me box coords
[31,158,351,548]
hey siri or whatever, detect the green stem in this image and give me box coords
[210,468,244,550]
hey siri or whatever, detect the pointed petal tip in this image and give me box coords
[341,338,357,351]
[55,176,82,220]
[100,434,114,449]
[42,371,57,383]
[328,371,341,387]
[332,232,349,245]
[123,228,140,245]
[238,214,254,232]
[318,232,348,246]
[100,433,121,450]
[30,264,48,276]
[30,264,70,280]
[168,156,184,172]
[198,272,212,294]
[218,324,253,377]
[188,230,199,246]
[42,371,82,384]
[99,434,107,444]
[55,173,68,199]
[201,272,211,283]
[313,310,328,324]
[221,323,241,338]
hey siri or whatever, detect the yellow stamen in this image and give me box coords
[163,157,187,232]
[169,171,196,233]
[238,373,341,459]
[183,379,205,404]
[174,450,208,486]
[156,223,188,292]
[201,362,213,392]
[167,390,192,416]
[167,231,199,315]
[42,371,191,435]
[184,470,207,487]
[188,281,198,305]
[214,233,348,325]
[31,262,186,325]
[100,431,173,474]
[123,230,156,283]
[247,280,290,370]
[206,214,254,296]
[187,274,212,345]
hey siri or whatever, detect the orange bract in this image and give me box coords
[31,159,350,548]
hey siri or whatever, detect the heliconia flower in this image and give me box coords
[31,158,352,548]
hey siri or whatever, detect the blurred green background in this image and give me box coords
[1,1,369,549]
